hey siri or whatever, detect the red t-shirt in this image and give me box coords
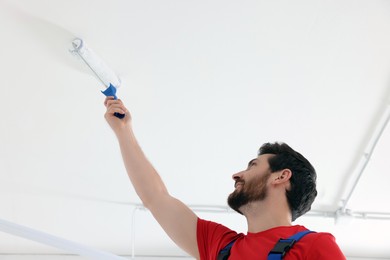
[197,218,346,259]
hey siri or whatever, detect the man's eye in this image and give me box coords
[247,160,257,169]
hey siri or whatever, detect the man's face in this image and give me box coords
[227,154,273,214]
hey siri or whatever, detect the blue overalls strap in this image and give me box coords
[217,239,237,260]
[267,230,315,260]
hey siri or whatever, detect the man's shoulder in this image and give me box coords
[197,218,244,260]
[197,218,241,237]
[292,227,346,259]
[303,230,337,243]
[286,225,336,242]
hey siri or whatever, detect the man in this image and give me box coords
[104,97,346,259]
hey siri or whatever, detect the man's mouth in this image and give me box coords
[235,181,244,188]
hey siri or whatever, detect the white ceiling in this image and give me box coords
[1,0,390,258]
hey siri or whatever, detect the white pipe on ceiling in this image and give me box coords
[341,104,390,212]
[0,218,127,260]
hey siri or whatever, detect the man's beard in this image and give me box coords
[227,172,270,214]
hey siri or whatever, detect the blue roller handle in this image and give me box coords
[101,84,125,119]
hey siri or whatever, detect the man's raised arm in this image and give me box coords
[104,97,199,259]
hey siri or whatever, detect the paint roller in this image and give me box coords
[70,38,125,119]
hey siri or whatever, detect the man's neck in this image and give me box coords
[242,200,292,233]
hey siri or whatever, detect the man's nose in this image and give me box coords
[232,171,243,181]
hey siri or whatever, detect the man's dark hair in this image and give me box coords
[258,142,317,221]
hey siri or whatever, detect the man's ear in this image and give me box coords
[271,169,292,185]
